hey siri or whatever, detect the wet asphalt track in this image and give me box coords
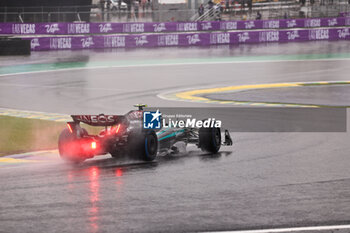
[1,41,350,232]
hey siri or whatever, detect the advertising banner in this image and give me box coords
[26,27,350,51]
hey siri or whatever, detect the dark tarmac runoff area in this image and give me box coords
[1,41,350,233]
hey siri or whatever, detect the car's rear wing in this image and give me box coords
[71,114,126,126]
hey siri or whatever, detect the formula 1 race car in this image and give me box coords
[58,105,233,163]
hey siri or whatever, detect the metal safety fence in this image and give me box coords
[0,1,349,23]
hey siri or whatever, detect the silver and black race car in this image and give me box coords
[58,105,233,163]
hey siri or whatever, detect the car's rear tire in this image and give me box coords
[128,131,158,161]
[58,128,86,163]
[144,131,158,161]
[199,127,221,154]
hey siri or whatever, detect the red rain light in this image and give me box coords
[91,141,97,149]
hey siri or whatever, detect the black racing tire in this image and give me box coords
[58,128,86,163]
[144,131,158,161]
[199,127,221,154]
[127,131,158,161]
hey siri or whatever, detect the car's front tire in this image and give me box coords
[199,127,221,154]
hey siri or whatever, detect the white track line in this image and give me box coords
[1,57,350,78]
[211,224,350,233]
[5,150,58,158]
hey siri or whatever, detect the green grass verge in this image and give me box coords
[0,116,101,156]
